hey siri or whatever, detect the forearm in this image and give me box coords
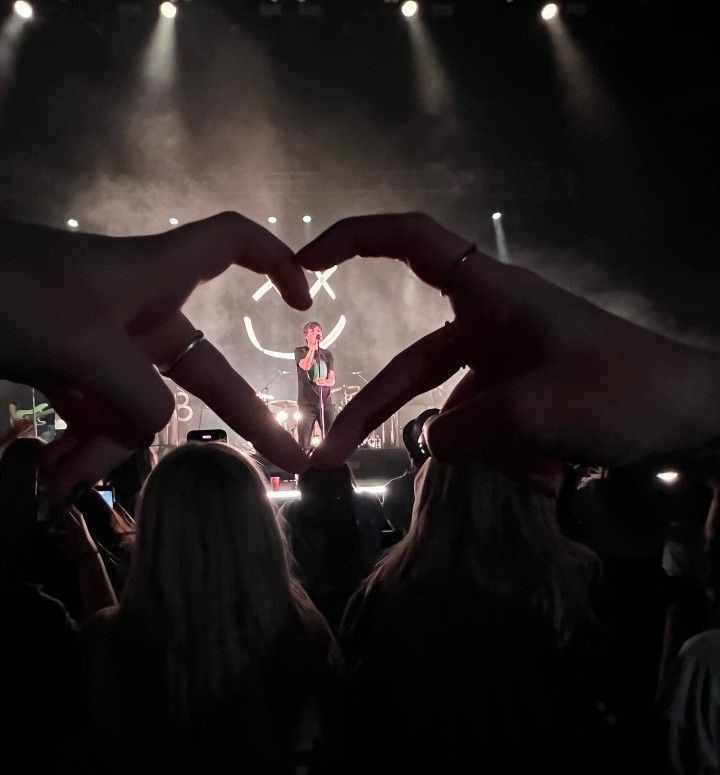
[75,553,118,617]
[298,351,315,371]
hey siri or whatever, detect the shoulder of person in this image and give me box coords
[294,346,306,356]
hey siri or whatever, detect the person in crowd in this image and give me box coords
[340,457,621,774]
[84,442,337,774]
[656,629,720,774]
[655,474,720,774]
[279,464,387,631]
[0,437,116,773]
[0,437,117,618]
[382,409,438,534]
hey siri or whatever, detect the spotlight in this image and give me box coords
[13,1,33,19]
[657,470,680,485]
[168,217,179,226]
[302,214,312,224]
[310,435,321,447]
[66,218,79,229]
[293,410,302,422]
[277,410,288,422]
[492,212,502,220]
[159,2,177,19]
[540,3,558,21]
[267,216,278,224]
[401,1,419,18]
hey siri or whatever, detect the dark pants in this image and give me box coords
[298,400,335,452]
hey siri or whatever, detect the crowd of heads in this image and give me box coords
[2,401,719,774]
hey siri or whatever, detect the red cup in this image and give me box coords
[270,476,281,491]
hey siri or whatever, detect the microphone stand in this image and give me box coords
[316,336,326,441]
[258,371,287,410]
[352,371,399,447]
[31,387,38,439]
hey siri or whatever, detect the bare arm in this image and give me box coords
[298,344,317,371]
[316,369,336,387]
[59,507,117,618]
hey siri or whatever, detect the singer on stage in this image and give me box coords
[295,321,335,453]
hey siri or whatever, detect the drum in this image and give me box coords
[331,384,360,412]
[269,399,300,434]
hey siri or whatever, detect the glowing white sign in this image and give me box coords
[244,314,347,359]
[245,267,347,360]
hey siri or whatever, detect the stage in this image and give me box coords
[252,445,411,490]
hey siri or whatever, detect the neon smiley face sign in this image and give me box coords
[243,267,347,359]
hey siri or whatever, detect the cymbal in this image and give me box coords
[269,399,298,409]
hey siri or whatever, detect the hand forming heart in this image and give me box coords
[3,211,720,503]
[298,213,720,474]
[0,213,312,502]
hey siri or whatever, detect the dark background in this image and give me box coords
[1,0,718,436]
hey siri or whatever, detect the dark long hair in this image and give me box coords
[365,458,593,645]
[119,443,331,723]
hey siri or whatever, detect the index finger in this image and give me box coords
[173,212,313,310]
[123,213,312,336]
[295,213,478,289]
[311,326,464,469]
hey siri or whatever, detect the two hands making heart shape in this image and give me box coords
[2,212,719,503]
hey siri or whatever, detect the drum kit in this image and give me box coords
[265,372,403,448]
[267,384,361,443]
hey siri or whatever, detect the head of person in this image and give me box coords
[298,464,354,505]
[367,457,591,645]
[402,409,439,469]
[303,321,323,348]
[121,442,322,714]
[0,437,46,585]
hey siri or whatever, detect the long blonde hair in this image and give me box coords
[366,458,591,644]
[120,442,325,719]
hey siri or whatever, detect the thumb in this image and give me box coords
[423,382,540,466]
